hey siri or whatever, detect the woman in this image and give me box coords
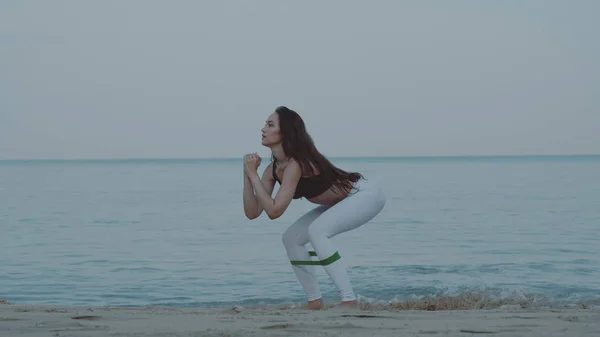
[242,106,386,310]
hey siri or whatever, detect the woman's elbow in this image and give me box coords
[266,201,291,220]
[266,212,281,220]
[266,208,284,220]
[245,210,260,220]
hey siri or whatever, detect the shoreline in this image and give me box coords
[3,290,598,312]
[1,301,598,336]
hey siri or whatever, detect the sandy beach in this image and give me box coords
[1,300,598,337]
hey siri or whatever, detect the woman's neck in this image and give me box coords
[271,147,288,162]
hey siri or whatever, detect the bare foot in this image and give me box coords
[341,300,358,308]
[301,298,324,310]
[330,300,358,310]
[341,300,357,308]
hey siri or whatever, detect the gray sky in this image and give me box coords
[1,0,598,160]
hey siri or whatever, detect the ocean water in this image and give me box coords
[1,155,599,310]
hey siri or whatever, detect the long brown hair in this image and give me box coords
[273,106,363,194]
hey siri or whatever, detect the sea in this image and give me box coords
[1,155,599,310]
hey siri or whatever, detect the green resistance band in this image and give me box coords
[290,251,341,266]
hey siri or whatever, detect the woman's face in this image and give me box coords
[261,112,283,148]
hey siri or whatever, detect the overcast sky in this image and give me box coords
[1,0,598,160]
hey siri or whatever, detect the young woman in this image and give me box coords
[242,106,386,310]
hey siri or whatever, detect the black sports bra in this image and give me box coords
[272,160,333,199]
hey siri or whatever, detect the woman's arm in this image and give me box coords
[243,168,258,219]
[243,162,276,219]
[247,160,301,220]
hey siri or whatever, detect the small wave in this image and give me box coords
[91,219,141,225]
[4,289,599,311]
[218,290,600,312]
[353,290,600,311]
[381,219,426,225]
[92,219,120,224]
[17,218,38,223]
[108,267,164,273]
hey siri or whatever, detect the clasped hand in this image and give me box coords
[243,152,262,176]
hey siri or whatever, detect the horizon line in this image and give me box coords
[1,153,600,162]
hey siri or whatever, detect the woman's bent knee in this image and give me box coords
[281,230,291,246]
[281,228,294,247]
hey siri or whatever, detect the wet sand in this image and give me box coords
[1,300,599,336]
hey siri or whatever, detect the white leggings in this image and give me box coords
[281,178,386,302]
